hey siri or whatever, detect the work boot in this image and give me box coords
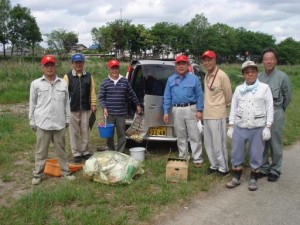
[248,171,259,191]
[226,169,242,189]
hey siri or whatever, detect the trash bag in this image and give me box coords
[83,151,144,184]
[126,113,146,143]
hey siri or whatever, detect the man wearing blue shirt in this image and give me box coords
[163,55,204,167]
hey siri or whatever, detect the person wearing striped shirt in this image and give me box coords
[98,59,142,152]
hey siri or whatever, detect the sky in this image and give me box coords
[10,0,300,48]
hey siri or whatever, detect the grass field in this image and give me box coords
[0,58,299,225]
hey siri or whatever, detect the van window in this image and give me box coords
[143,64,175,96]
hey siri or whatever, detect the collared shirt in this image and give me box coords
[98,76,140,115]
[63,69,97,106]
[163,72,204,114]
[29,75,70,130]
[229,80,273,128]
[203,67,232,119]
[259,68,292,111]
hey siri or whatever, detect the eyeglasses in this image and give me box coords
[43,64,55,68]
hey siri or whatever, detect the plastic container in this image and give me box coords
[129,147,146,161]
[98,124,115,138]
[44,158,83,177]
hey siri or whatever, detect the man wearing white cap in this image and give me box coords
[226,61,274,191]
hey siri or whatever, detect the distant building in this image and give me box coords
[88,44,100,50]
[70,44,87,53]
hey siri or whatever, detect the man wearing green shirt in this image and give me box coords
[258,48,292,182]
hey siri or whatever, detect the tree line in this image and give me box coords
[1,0,300,64]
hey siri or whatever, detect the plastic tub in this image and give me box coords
[129,147,146,161]
[98,124,115,138]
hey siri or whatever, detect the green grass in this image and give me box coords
[0,59,299,225]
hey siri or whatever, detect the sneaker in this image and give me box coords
[73,156,81,164]
[62,174,76,181]
[205,168,217,175]
[32,177,42,185]
[82,154,91,160]
[216,171,230,177]
[268,173,279,182]
[194,163,202,168]
[226,177,240,189]
[257,172,268,179]
[248,178,258,191]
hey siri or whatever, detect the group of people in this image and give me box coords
[29,54,141,185]
[163,48,292,191]
[29,48,292,190]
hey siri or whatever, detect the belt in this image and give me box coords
[173,102,196,107]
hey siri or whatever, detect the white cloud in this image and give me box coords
[10,0,300,47]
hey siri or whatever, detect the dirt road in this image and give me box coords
[156,141,300,225]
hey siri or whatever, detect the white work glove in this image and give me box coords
[262,127,271,141]
[197,120,203,134]
[227,127,234,139]
[30,125,37,132]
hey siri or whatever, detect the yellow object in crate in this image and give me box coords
[44,158,83,177]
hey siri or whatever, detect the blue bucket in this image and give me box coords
[98,124,114,138]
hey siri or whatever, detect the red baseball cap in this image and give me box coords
[107,59,120,68]
[201,50,216,59]
[41,55,56,65]
[175,54,189,63]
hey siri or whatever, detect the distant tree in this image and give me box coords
[136,24,153,58]
[8,4,30,55]
[45,28,78,57]
[183,13,210,57]
[91,26,113,53]
[109,19,135,57]
[150,22,177,58]
[24,16,42,55]
[123,23,140,58]
[277,37,300,64]
[205,23,238,63]
[0,0,11,56]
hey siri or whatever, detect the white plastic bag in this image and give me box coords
[197,120,203,134]
[83,151,144,184]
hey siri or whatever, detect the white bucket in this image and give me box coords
[129,147,146,161]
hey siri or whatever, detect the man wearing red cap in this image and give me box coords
[163,54,204,167]
[201,50,232,176]
[63,53,97,164]
[99,59,142,152]
[29,55,75,185]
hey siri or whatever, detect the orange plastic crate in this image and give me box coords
[44,158,83,177]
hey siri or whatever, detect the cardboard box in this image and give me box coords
[166,158,188,183]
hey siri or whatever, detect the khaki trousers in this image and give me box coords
[69,110,90,157]
[33,127,70,178]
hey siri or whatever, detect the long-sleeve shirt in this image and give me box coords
[29,75,70,130]
[163,72,204,114]
[203,67,232,119]
[229,80,273,128]
[259,68,292,111]
[63,69,97,107]
[98,76,140,115]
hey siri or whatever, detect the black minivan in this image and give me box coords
[126,59,204,142]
